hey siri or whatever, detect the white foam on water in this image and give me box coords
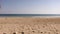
[31,16,60,18]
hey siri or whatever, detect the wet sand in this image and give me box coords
[0,17,60,34]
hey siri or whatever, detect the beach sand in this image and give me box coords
[0,17,60,34]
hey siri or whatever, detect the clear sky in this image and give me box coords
[0,0,60,14]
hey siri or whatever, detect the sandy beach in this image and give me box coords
[0,17,60,34]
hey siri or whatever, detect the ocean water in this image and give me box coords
[0,14,60,16]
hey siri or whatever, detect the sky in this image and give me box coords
[0,0,60,14]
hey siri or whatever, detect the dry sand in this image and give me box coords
[0,17,60,34]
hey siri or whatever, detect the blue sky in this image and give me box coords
[0,0,60,14]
